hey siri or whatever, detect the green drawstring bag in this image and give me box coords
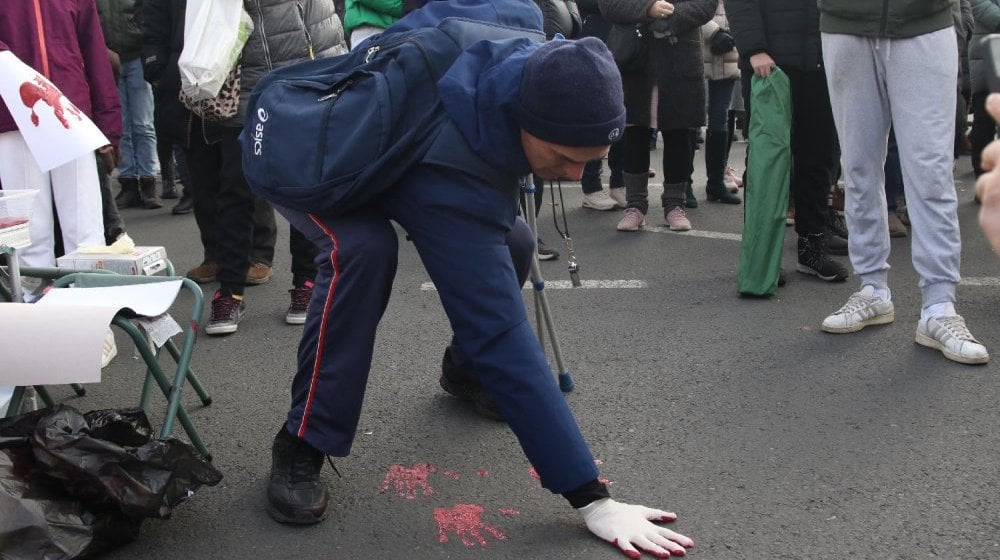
[737,67,791,296]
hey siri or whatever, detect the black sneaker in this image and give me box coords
[536,238,559,261]
[439,347,504,421]
[285,281,313,325]
[796,233,849,282]
[267,426,329,525]
[205,291,246,335]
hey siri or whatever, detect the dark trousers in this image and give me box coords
[185,125,316,291]
[184,125,256,294]
[276,165,597,494]
[970,90,998,178]
[742,67,837,236]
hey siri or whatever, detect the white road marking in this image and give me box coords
[420,279,648,291]
[960,277,1000,287]
[646,225,743,241]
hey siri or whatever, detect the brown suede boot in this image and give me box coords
[139,176,163,209]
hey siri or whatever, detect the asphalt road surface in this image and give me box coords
[39,141,999,560]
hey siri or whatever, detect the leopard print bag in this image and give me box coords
[179,63,241,121]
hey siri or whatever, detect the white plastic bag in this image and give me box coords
[178,0,254,101]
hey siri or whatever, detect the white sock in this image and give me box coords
[860,284,891,301]
[921,302,956,320]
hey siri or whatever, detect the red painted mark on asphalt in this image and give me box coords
[498,507,519,516]
[528,466,540,480]
[379,463,436,499]
[441,469,461,480]
[476,470,489,477]
[435,503,507,548]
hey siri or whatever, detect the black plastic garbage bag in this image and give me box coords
[0,405,222,559]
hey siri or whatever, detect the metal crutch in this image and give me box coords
[520,177,574,392]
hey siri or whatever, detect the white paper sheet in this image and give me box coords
[1,281,184,386]
[0,303,117,385]
[37,280,183,317]
[0,51,110,172]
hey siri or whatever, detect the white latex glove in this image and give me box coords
[579,498,694,558]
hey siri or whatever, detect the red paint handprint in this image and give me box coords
[19,75,82,128]
[379,463,436,499]
[434,503,507,548]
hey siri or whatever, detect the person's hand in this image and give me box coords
[579,498,694,558]
[107,49,121,82]
[646,0,674,20]
[96,145,117,171]
[976,93,1000,255]
[749,52,776,78]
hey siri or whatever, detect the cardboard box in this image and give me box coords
[57,246,169,276]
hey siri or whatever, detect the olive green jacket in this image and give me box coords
[818,0,954,38]
[96,0,144,61]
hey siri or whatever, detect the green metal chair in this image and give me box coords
[1,266,214,459]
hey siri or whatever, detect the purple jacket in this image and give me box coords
[0,0,122,147]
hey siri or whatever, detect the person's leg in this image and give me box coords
[0,131,55,267]
[822,33,892,293]
[268,204,398,524]
[887,29,987,363]
[660,128,695,230]
[442,216,534,419]
[183,145,221,273]
[278,206,398,453]
[212,129,254,299]
[705,79,739,203]
[158,137,177,198]
[50,151,104,257]
[96,152,125,243]
[387,166,598,494]
[171,145,195,214]
[252,197,278,267]
[884,28,961,309]
[284,221,320,324]
[616,125,652,231]
[969,90,996,178]
[788,69,837,238]
[122,59,161,207]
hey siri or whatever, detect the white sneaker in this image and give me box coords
[915,315,990,364]
[608,187,626,208]
[101,328,117,368]
[582,190,618,211]
[821,286,895,333]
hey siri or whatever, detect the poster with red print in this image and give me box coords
[0,51,108,172]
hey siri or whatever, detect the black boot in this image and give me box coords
[796,233,848,282]
[115,177,141,209]
[684,183,698,208]
[139,176,163,209]
[705,131,741,204]
[439,347,504,421]
[266,426,330,524]
[172,191,194,215]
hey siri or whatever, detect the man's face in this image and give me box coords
[521,130,610,181]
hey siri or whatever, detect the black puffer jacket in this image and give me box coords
[726,0,822,72]
[600,0,717,129]
[236,0,348,127]
[535,0,583,38]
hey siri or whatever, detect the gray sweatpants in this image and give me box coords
[822,27,961,308]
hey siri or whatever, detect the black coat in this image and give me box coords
[726,0,822,72]
[600,0,716,129]
[138,0,198,146]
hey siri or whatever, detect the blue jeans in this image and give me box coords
[707,79,735,133]
[116,58,158,178]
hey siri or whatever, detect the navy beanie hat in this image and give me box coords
[515,36,626,147]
